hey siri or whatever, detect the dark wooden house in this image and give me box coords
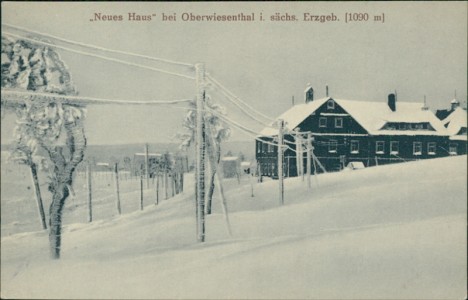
[256,87,465,178]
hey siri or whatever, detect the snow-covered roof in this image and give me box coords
[450,99,459,104]
[221,156,239,161]
[134,153,162,157]
[442,107,467,136]
[260,97,329,136]
[260,97,448,137]
[240,161,251,167]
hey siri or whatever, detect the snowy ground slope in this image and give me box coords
[1,156,467,299]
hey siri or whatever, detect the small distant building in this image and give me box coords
[221,156,240,178]
[94,162,111,172]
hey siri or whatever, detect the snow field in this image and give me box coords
[1,155,466,299]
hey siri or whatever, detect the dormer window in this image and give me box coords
[327,100,335,110]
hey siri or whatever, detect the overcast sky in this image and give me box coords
[1,2,467,145]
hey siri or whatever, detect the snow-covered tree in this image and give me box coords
[178,95,230,214]
[2,36,86,259]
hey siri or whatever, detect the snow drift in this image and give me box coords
[1,155,466,299]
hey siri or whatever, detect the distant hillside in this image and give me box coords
[1,140,255,165]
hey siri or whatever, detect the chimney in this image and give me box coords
[388,93,396,112]
[422,95,429,111]
[450,99,460,110]
[305,84,314,103]
[326,85,329,97]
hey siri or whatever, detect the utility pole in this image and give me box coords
[195,62,206,242]
[278,119,284,205]
[306,132,312,189]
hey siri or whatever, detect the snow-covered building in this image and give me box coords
[256,87,462,177]
[221,156,240,178]
[440,106,467,155]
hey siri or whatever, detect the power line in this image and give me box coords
[207,76,275,127]
[205,106,262,136]
[2,23,194,68]
[204,106,299,152]
[207,74,274,122]
[1,89,193,106]
[209,86,274,128]
[3,31,195,80]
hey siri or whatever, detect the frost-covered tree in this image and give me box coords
[2,36,86,259]
[178,95,230,214]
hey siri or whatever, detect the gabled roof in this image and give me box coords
[442,107,467,136]
[260,97,448,136]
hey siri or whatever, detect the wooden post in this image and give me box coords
[207,123,232,237]
[145,143,150,189]
[195,62,206,243]
[29,162,47,230]
[164,167,169,200]
[278,119,284,205]
[171,171,175,197]
[155,172,160,205]
[114,163,121,215]
[306,132,312,189]
[86,163,93,222]
[257,161,263,183]
[250,172,254,197]
[180,169,184,193]
[214,169,232,237]
[140,170,144,210]
[312,149,319,186]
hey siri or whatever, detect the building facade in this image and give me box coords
[256,88,467,178]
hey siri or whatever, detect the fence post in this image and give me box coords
[140,170,144,210]
[145,143,150,188]
[278,119,284,205]
[164,166,169,200]
[195,62,206,243]
[306,132,312,189]
[87,162,93,222]
[114,163,121,215]
[250,172,254,197]
[155,172,159,205]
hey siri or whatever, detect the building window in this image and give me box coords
[335,117,343,128]
[449,143,458,155]
[267,144,273,153]
[257,142,261,153]
[350,140,359,154]
[327,100,335,110]
[328,140,337,153]
[390,141,399,155]
[427,142,436,155]
[413,142,422,155]
[319,117,327,127]
[262,143,267,153]
[376,141,385,154]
